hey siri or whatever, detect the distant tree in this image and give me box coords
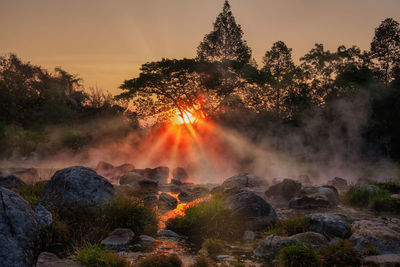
[370,18,400,85]
[197,0,251,64]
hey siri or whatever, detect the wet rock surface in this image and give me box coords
[0,174,25,190]
[0,187,40,267]
[289,186,339,209]
[305,213,352,238]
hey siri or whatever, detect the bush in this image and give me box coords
[16,181,48,205]
[265,216,309,236]
[343,186,383,207]
[278,244,319,267]
[138,254,182,267]
[43,195,157,256]
[369,181,400,194]
[369,195,400,213]
[75,243,129,267]
[201,238,224,257]
[190,256,213,267]
[166,195,240,244]
[320,240,361,267]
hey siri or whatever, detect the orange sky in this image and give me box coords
[1,0,399,94]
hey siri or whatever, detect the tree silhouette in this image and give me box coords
[197,0,251,64]
[371,18,400,85]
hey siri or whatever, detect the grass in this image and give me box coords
[190,256,213,267]
[278,244,319,267]
[165,195,241,244]
[201,238,224,257]
[343,185,400,213]
[138,254,182,267]
[42,195,158,256]
[320,240,361,267]
[369,181,400,194]
[74,243,129,267]
[264,216,309,236]
[16,180,48,205]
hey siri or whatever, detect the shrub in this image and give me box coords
[166,195,240,244]
[190,256,213,267]
[369,181,400,194]
[343,186,382,207]
[369,195,400,213]
[16,181,48,205]
[265,216,309,236]
[320,240,361,267]
[201,238,224,257]
[75,243,129,267]
[138,254,182,267]
[278,244,319,267]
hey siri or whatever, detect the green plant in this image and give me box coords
[166,195,241,244]
[278,244,319,267]
[201,238,224,257]
[364,245,380,256]
[190,256,213,267]
[320,240,361,267]
[138,254,182,267]
[265,217,309,236]
[369,181,400,194]
[369,195,400,213]
[75,243,129,267]
[16,181,48,205]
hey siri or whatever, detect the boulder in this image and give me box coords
[350,218,400,255]
[0,187,40,266]
[212,173,269,196]
[265,178,301,202]
[178,186,209,202]
[289,186,339,209]
[305,214,351,238]
[172,167,189,182]
[157,230,179,238]
[328,177,348,190]
[0,174,25,190]
[115,163,135,174]
[159,192,178,209]
[170,178,183,185]
[290,232,328,248]
[40,166,115,209]
[227,189,277,230]
[137,178,158,189]
[363,254,400,266]
[101,228,135,246]
[119,172,144,185]
[95,161,114,175]
[153,166,169,184]
[33,203,52,229]
[36,252,83,267]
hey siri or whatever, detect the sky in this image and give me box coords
[1,0,400,94]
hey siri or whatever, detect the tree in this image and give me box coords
[370,18,400,85]
[197,0,251,64]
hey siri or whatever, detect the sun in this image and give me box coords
[175,110,197,125]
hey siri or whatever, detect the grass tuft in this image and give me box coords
[278,244,319,267]
[138,254,182,267]
[75,243,129,267]
[201,238,224,257]
[264,216,309,236]
[320,240,361,267]
[16,181,48,205]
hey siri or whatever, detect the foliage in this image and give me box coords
[320,240,361,267]
[278,244,320,267]
[265,217,309,236]
[197,0,251,64]
[16,181,48,205]
[369,194,400,213]
[369,181,400,194]
[201,238,224,257]
[74,243,129,267]
[166,195,241,244]
[190,256,213,267]
[138,254,182,267]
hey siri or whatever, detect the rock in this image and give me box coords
[350,218,400,255]
[243,230,255,241]
[119,172,144,185]
[153,166,169,184]
[172,167,189,182]
[36,251,83,267]
[96,162,135,183]
[363,254,400,266]
[159,192,178,209]
[137,178,158,189]
[33,203,52,229]
[305,214,351,238]
[392,194,400,199]
[212,173,269,196]
[177,190,193,202]
[40,166,115,209]
[290,232,328,248]
[95,161,114,174]
[178,185,209,202]
[253,232,328,259]
[115,163,135,174]
[0,174,25,190]
[265,178,301,202]
[0,187,40,266]
[361,184,380,193]
[329,177,348,190]
[170,178,183,185]
[289,186,339,209]
[101,228,135,246]
[227,189,277,230]
[157,230,179,238]
[139,235,156,249]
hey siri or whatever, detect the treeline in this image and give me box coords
[118,1,400,161]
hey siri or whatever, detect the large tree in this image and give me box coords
[197,0,251,64]
[370,18,400,85]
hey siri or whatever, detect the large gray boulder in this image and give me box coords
[265,178,301,203]
[289,186,339,209]
[212,173,269,196]
[0,187,40,267]
[0,174,25,190]
[40,166,115,209]
[305,214,351,238]
[227,189,277,230]
[350,218,400,255]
